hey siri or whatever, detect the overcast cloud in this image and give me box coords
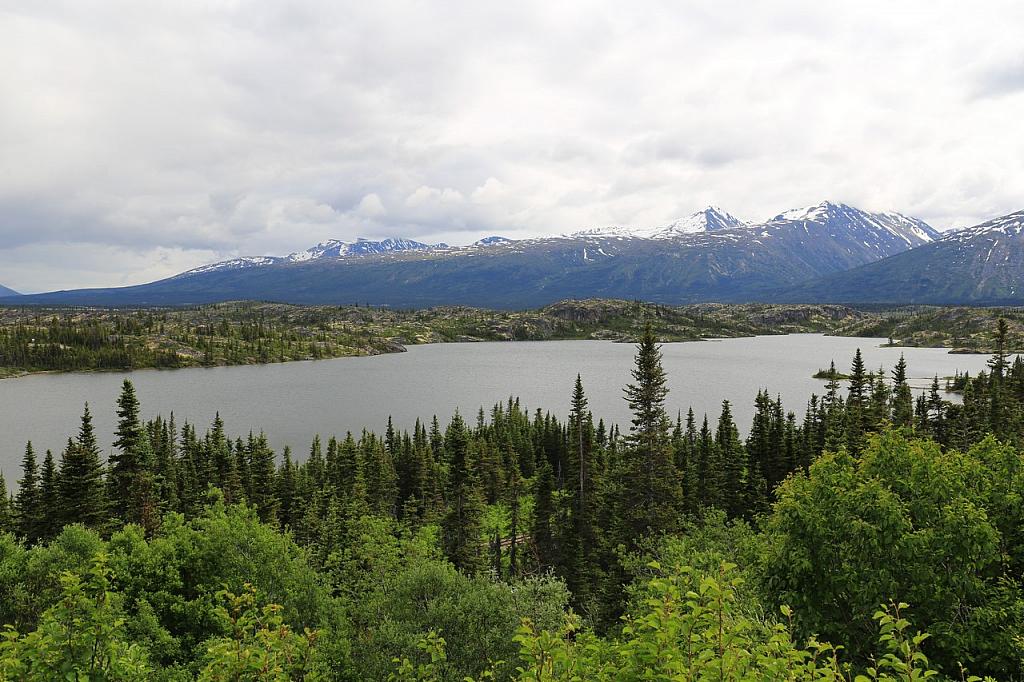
[1,1,1023,292]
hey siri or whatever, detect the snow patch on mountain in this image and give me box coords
[181,256,284,276]
[179,238,450,278]
[287,237,448,261]
[769,201,938,246]
[568,206,747,240]
[473,236,513,246]
[941,210,1024,242]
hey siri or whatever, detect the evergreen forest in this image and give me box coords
[0,321,1022,680]
[2,300,1022,377]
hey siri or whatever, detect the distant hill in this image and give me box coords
[775,210,1024,305]
[0,283,20,297]
[0,202,941,309]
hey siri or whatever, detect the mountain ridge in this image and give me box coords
[772,209,1024,305]
[0,201,954,309]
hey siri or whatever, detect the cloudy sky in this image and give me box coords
[1,1,1023,292]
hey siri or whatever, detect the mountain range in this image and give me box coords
[1,201,1020,308]
[778,210,1024,305]
[0,283,19,297]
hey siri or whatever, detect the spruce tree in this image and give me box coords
[506,460,523,578]
[927,376,947,445]
[565,375,599,607]
[248,432,279,524]
[109,380,158,531]
[0,472,11,533]
[531,460,559,570]
[822,362,846,452]
[441,412,485,573]
[696,414,717,509]
[616,324,683,544]
[277,446,296,528]
[716,400,751,518]
[988,318,1010,437]
[891,355,914,429]
[58,403,108,531]
[15,442,41,543]
[846,349,868,453]
[362,436,398,517]
[38,450,60,540]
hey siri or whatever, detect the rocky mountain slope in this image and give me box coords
[0,202,942,308]
[777,210,1024,305]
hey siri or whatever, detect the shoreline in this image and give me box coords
[1,331,985,382]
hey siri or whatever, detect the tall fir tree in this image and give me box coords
[988,318,1010,437]
[616,324,684,545]
[891,355,914,429]
[440,412,486,573]
[845,349,868,453]
[531,460,559,571]
[109,380,158,531]
[0,471,11,533]
[564,374,599,608]
[248,432,279,524]
[716,400,753,518]
[58,410,108,532]
[38,449,60,540]
[15,442,41,543]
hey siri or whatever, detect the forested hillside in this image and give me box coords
[2,300,1023,378]
[0,321,1021,679]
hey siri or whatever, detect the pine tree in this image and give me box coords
[15,442,41,543]
[151,413,178,512]
[248,432,279,524]
[682,408,699,512]
[564,375,600,607]
[531,461,559,570]
[109,380,158,531]
[616,324,684,544]
[277,446,297,528]
[58,403,109,532]
[695,414,717,509]
[988,318,1010,437]
[927,376,947,445]
[716,401,752,518]
[506,460,524,578]
[440,412,485,573]
[362,435,398,517]
[746,391,772,488]
[891,355,914,429]
[822,362,846,452]
[846,349,868,453]
[38,450,60,540]
[0,472,11,533]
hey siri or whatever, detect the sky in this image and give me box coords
[1,1,1023,293]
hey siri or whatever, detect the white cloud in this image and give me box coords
[356,193,386,218]
[1,0,1023,290]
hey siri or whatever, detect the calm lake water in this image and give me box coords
[0,335,996,481]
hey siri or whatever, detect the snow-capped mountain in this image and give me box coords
[13,200,971,309]
[768,201,939,247]
[940,209,1024,242]
[181,237,449,276]
[287,237,449,262]
[778,209,1024,304]
[662,206,747,234]
[473,236,513,247]
[568,206,746,239]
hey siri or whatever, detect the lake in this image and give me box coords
[0,335,997,481]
